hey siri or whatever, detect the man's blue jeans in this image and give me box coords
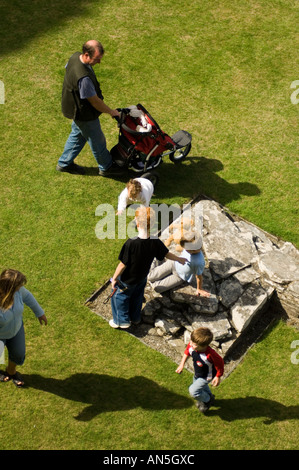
[110,278,147,326]
[58,119,112,171]
[189,376,212,404]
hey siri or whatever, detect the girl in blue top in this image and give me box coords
[148,233,210,297]
[0,269,47,387]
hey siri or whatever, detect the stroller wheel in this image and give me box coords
[169,142,191,163]
[141,171,159,189]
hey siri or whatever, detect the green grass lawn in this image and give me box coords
[0,0,298,450]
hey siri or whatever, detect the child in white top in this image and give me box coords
[116,178,154,215]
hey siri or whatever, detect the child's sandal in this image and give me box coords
[8,371,25,387]
[9,372,25,387]
[0,370,11,383]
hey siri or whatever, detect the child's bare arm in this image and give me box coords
[176,353,188,374]
[111,262,126,288]
[166,252,187,265]
[211,376,221,387]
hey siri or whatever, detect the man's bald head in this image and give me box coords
[81,40,104,66]
[82,40,104,58]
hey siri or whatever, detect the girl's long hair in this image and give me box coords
[0,269,27,311]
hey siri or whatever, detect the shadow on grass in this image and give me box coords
[154,156,261,206]
[23,373,193,421]
[0,0,103,56]
[80,155,261,209]
[23,372,298,425]
[83,165,130,184]
[209,397,299,425]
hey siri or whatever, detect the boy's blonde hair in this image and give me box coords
[127,179,142,200]
[135,206,155,231]
[191,327,213,348]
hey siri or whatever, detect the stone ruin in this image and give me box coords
[87,197,299,377]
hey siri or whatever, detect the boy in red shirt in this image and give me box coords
[176,327,224,413]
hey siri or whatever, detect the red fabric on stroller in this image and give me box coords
[119,106,175,158]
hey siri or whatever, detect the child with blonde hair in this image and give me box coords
[109,206,187,329]
[148,231,210,297]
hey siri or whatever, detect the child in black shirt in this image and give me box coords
[110,206,186,329]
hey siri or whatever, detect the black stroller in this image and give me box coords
[110,104,192,174]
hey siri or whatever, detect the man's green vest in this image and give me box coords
[61,52,104,121]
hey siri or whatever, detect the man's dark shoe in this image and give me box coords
[196,394,215,413]
[56,163,86,175]
[99,163,123,177]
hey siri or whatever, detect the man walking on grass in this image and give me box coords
[56,40,121,176]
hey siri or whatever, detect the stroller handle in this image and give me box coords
[113,107,131,124]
